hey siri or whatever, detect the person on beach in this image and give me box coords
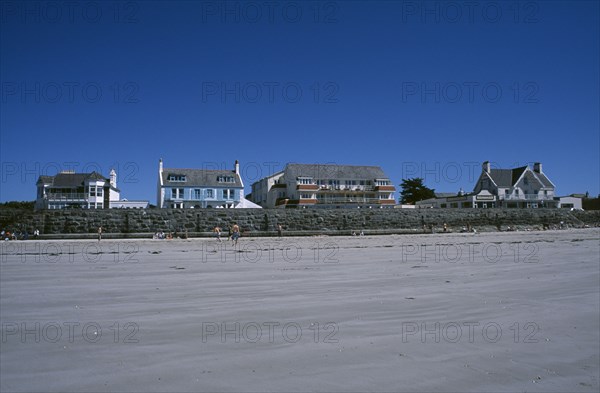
[33,229,40,239]
[443,223,448,232]
[277,224,283,238]
[231,223,240,245]
[97,226,102,241]
[227,226,232,241]
[214,226,222,242]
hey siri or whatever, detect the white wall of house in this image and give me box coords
[557,196,583,210]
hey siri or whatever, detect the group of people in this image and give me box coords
[213,223,241,245]
[1,229,39,241]
[152,231,172,240]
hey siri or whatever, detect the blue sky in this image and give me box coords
[1,0,599,202]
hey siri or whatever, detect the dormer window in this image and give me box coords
[168,175,186,182]
[217,176,235,183]
[375,179,390,186]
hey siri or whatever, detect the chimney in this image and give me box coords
[159,158,163,173]
[533,162,542,173]
[110,169,117,188]
[234,160,240,175]
[483,161,491,173]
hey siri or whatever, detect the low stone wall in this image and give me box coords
[1,208,599,238]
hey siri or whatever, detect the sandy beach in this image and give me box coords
[1,229,598,392]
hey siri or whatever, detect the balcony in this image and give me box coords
[46,193,88,201]
[500,194,553,201]
[296,184,319,191]
[374,185,396,192]
[316,196,395,204]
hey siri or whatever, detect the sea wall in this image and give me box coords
[1,208,599,238]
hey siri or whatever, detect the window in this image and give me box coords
[375,179,390,186]
[328,180,340,186]
[297,177,313,185]
[97,187,103,197]
[217,176,235,183]
[300,193,313,199]
[193,189,201,199]
[515,189,519,195]
[440,203,447,208]
[172,188,184,199]
[206,189,214,198]
[89,186,96,197]
[223,189,234,199]
[168,175,186,182]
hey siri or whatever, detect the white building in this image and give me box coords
[250,163,396,208]
[416,161,558,209]
[36,170,120,210]
[157,159,260,209]
[555,196,583,210]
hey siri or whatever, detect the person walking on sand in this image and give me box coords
[97,226,102,242]
[214,226,222,242]
[231,223,240,246]
[277,224,283,238]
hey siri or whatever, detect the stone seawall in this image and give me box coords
[1,208,599,238]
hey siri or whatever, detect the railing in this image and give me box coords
[315,197,394,204]
[46,193,88,201]
[315,185,377,192]
[500,194,553,201]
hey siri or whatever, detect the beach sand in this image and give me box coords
[1,229,598,392]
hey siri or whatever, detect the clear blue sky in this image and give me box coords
[1,0,599,202]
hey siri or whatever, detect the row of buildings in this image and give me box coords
[34,160,582,210]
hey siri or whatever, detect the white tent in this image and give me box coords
[234,197,262,209]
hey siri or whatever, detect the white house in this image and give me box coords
[250,163,396,208]
[555,195,583,210]
[35,170,120,210]
[416,161,559,209]
[157,159,260,209]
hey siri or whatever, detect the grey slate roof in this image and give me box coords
[284,163,389,180]
[162,168,243,188]
[488,166,527,187]
[534,172,554,188]
[487,166,554,189]
[38,172,109,188]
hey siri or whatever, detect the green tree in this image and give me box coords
[399,178,435,204]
